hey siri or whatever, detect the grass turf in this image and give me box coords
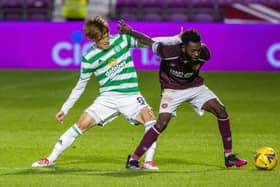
[0,70,279,187]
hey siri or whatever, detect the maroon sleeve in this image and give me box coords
[154,42,181,59]
[201,45,211,61]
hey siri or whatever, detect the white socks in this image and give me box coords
[47,121,157,163]
[47,124,82,162]
[144,120,157,162]
[225,152,233,157]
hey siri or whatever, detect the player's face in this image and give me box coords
[95,33,110,50]
[185,42,201,61]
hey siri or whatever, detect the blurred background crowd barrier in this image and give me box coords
[0,0,280,71]
[0,0,280,23]
[0,21,279,71]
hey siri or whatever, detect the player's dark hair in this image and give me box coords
[84,18,109,41]
[181,29,201,45]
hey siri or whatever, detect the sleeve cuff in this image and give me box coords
[152,42,160,55]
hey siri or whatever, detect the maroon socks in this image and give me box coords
[132,126,161,160]
[218,118,232,152]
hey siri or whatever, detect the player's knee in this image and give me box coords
[155,123,168,132]
[76,122,87,132]
[138,107,155,123]
[77,122,96,132]
[156,113,172,132]
[160,123,169,132]
[77,113,96,132]
[216,105,228,119]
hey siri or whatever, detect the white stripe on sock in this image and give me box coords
[152,127,160,135]
[144,120,157,162]
[144,120,156,133]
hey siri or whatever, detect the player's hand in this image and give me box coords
[179,26,184,37]
[56,111,65,124]
[118,20,132,34]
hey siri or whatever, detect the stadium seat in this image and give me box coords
[193,12,214,22]
[189,0,216,6]
[25,0,51,8]
[140,0,162,7]
[114,0,280,22]
[169,13,188,22]
[141,7,163,21]
[1,0,25,20]
[0,0,53,20]
[142,13,162,21]
[166,7,189,21]
[117,6,139,20]
[25,0,52,21]
[167,0,189,8]
[3,12,24,21]
[1,0,24,8]
[117,0,140,8]
[26,12,50,20]
[119,12,137,21]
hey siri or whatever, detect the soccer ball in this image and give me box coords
[254,147,277,170]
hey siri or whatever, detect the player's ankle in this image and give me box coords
[131,154,139,160]
[224,150,232,157]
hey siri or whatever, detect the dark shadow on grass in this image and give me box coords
[0,166,230,178]
[59,155,226,169]
[96,168,227,178]
[56,155,123,166]
[1,156,245,177]
[157,157,224,169]
[0,167,149,177]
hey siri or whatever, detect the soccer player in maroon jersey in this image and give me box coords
[118,21,247,169]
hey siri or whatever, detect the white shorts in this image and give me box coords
[85,94,150,126]
[159,85,222,116]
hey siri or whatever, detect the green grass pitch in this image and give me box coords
[0,70,279,187]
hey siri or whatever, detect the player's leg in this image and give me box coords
[202,98,232,152]
[119,94,159,170]
[32,96,118,167]
[202,98,231,151]
[126,89,180,169]
[126,112,172,170]
[135,106,159,170]
[32,112,96,167]
[202,98,247,167]
[131,112,172,159]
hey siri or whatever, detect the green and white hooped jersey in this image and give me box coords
[60,34,180,115]
[81,34,140,95]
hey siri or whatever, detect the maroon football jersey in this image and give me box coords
[154,43,210,90]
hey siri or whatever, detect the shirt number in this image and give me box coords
[137,97,145,105]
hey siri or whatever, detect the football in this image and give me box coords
[254,147,277,170]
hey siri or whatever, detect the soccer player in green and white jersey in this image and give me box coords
[32,16,158,170]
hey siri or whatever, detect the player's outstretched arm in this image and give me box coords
[57,79,89,124]
[118,20,154,47]
[152,26,184,45]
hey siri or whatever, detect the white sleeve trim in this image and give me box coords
[131,36,138,48]
[152,35,182,45]
[60,79,88,115]
[152,42,160,55]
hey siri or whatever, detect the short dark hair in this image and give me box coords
[181,29,201,45]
